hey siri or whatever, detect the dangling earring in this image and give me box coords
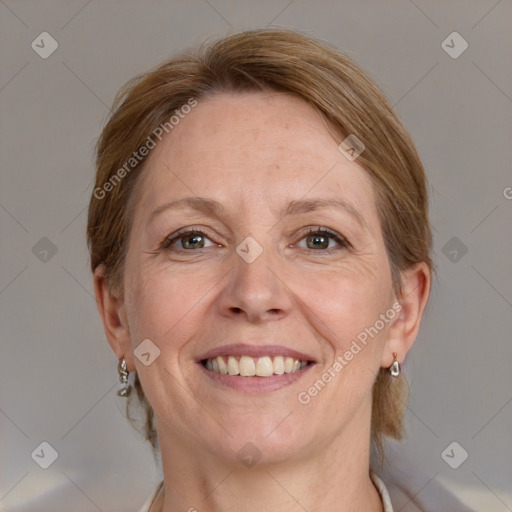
[117,357,132,397]
[389,352,400,377]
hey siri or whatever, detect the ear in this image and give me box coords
[382,262,431,368]
[93,265,135,372]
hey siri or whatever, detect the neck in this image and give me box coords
[154,399,383,512]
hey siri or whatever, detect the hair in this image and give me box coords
[87,28,432,465]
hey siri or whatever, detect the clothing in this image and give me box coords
[137,471,393,512]
[371,470,394,511]
[138,480,163,512]
[377,439,477,511]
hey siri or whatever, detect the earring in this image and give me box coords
[389,352,400,377]
[117,357,132,397]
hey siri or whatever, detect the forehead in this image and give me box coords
[134,91,377,225]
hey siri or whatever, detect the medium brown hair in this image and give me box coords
[87,28,432,463]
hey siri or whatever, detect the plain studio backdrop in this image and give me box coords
[1,1,511,511]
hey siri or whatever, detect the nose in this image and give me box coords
[216,240,292,324]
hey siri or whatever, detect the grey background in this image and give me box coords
[1,1,511,511]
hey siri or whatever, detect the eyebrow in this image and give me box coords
[148,196,367,228]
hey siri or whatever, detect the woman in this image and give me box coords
[87,29,432,511]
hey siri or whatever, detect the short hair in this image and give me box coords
[87,28,433,463]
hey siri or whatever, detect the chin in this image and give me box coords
[201,414,311,468]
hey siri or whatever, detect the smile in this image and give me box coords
[196,343,316,392]
[202,355,310,377]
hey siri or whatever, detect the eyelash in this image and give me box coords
[160,226,350,253]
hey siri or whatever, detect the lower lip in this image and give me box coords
[197,362,314,393]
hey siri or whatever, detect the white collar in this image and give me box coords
[371,470,394,511]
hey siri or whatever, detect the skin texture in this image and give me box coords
[94,91,430,511]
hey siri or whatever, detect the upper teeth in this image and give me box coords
[204,356,308,377]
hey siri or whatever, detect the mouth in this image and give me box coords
[202,355,311,376]
[196,344,316,392]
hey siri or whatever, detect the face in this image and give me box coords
[121,91,397,464]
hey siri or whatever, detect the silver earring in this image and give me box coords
[117,357,132,397]
[389,352,400,377]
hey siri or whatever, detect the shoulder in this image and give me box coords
[374,440,477,512]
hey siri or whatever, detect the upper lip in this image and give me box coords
[196,343,316,363]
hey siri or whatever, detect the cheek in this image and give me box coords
[123,268,213,422]
[293,276,392,440]
[125,261,218,354]
[296,265,392,352]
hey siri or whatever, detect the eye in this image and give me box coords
[160,226,350,253]
[161,229,217,251]
[295,227,350,251]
